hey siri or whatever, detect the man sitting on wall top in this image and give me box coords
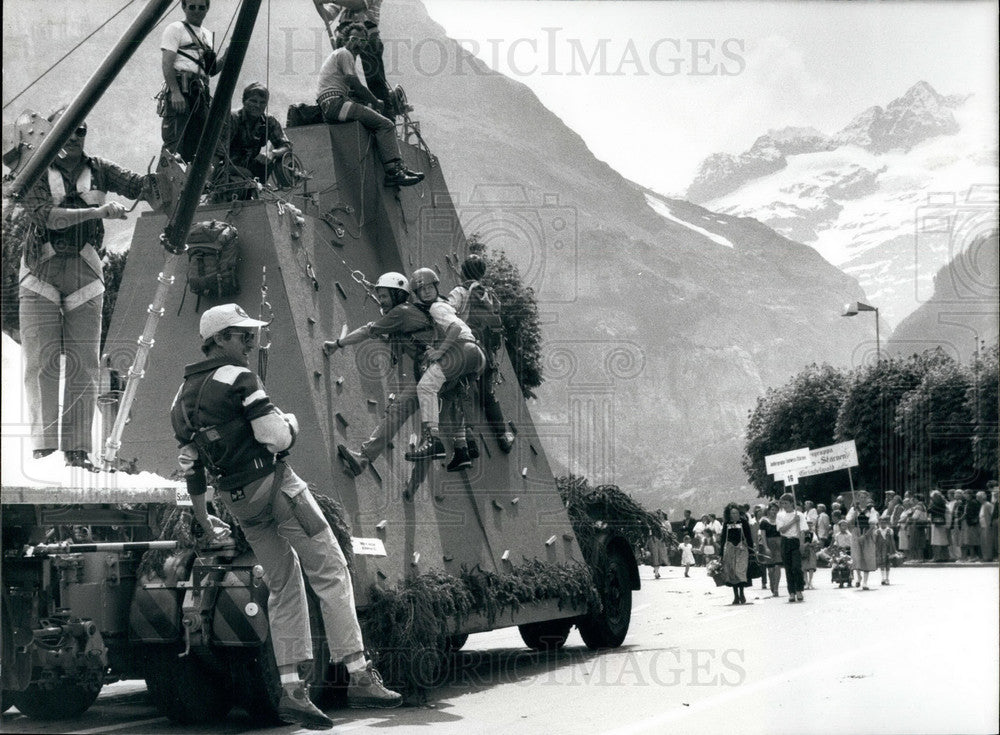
[316,23,423,187]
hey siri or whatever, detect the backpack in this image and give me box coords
[464,282,504,358]
[186,220,241,298]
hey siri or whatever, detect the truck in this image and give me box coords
[1,0,641,723]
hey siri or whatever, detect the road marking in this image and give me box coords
[598,642,877,735]
[69,716,166,734]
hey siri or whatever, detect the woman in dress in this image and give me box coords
[927,490,949,561]
[757,501,783,597]
[719,503,754,605]
[848,501,879,589]
[645,509,670,579]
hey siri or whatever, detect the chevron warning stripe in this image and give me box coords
[129,587,181,642]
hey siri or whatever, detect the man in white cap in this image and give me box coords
[171,303,401,729]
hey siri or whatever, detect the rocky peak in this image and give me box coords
[834,81,961,152]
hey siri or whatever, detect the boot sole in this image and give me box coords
[278,712,335,730]
[347,697,403,709]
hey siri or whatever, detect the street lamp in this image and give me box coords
[842,301,880,362]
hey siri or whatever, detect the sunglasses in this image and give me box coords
[71,126,87,137]
[225,329,257,345]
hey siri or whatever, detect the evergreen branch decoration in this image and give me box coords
[359,560,598,695]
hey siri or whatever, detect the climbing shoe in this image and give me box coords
[498,431,515,454]
[404,433,445,462]
[347,662,402,709]
[383,161,424,188]
[446,446,473,472]
[277,683,334,730]
[337,444,369,477]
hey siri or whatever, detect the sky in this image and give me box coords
[423,0,999,196]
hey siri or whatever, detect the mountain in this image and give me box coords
[686,82,998,327]
[888,229,999,361]
[2,0,874,514]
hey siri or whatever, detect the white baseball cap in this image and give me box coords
[199,303,267,340]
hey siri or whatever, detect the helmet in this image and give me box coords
[460,254,487,281]
[375,271,409,293]
[409,267,440,292]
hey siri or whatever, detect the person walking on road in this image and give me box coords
[758,502,783,597]
[776,493,806,603]
[720,504,755,605]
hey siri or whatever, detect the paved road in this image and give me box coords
[3,564,997,735]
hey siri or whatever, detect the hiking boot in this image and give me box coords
[277,683,334,730]
[383,162,424,188]
[446,446,473,472]
[33,448,57,460]
[465,430,480,459]
[404,434,445,462]
[346,662,402,709]
[337,444,369,477]
[497,430,515,454]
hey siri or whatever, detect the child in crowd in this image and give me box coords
[701,530,717,562]
[680,535,695,578]
[832,520,852,551]
[801,527,819,590]
[831,520,854,588]
[875,516,897,585]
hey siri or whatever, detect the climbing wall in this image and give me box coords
[105,121,583,607]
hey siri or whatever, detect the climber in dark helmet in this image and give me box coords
[406,267,486,471]
[447,255,515,453]
[315,22,423,187]
[322,272,435,476]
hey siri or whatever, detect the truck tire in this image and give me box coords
[232,588,343,719]
[6,682,101,720]
[577,543,633,650]
[518,619,572,652]
[144,644,234,724]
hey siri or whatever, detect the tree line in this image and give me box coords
[742,344,999,504]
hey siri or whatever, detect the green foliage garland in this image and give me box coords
[467,234,544,397]
[359,560,598,694]
[556,475,674,559]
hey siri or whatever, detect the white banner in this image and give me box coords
[797,440,859,478]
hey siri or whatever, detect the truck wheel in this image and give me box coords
[6,682,101,720]
[230,642,283,724]
[519,619,572,652]
[144,644,233,724]
[577,544,633,649]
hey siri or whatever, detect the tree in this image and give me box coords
[468,235,544,396]
[742,363,848,502]
[835,354,928,493]
[968,343,999,483]
[895,351,975,492]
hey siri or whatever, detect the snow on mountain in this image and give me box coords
[643,194,734,249]
[687,83,998,326]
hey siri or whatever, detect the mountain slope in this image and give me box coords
[3,0,873,511]
[686,82,998,327]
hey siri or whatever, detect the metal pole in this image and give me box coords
[8,0,175,200]
[874,308,880,363]
[104,0,264,468]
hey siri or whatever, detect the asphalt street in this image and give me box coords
[3,564,997,735]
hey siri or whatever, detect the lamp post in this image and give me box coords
[842,301,880,363]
